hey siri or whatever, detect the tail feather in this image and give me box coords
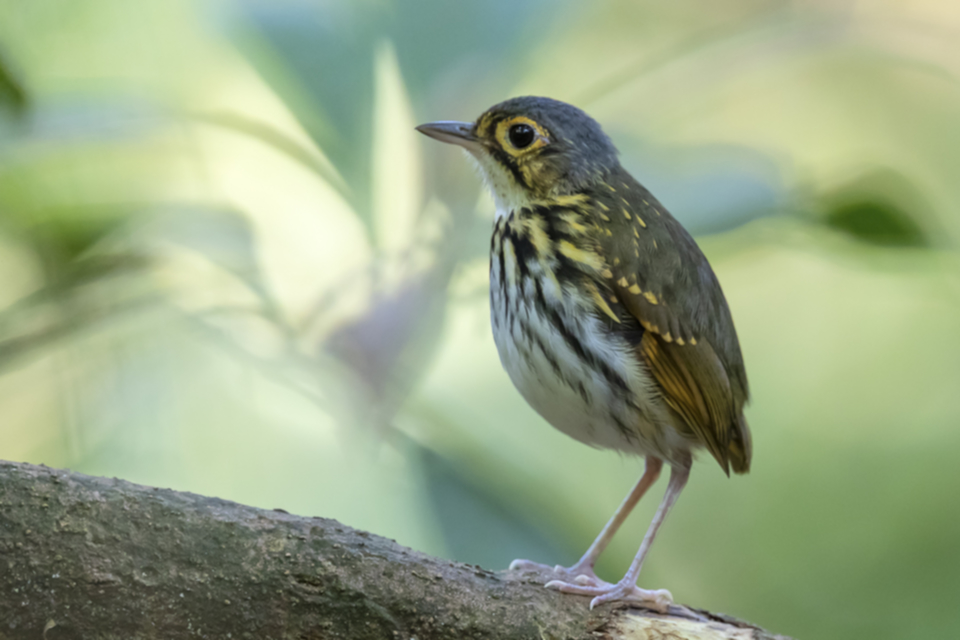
[727,414,752,474]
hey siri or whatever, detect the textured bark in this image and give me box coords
[0,461,789,640]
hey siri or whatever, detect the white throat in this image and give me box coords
[465,150,534,219]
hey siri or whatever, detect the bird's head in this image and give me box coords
[417,96,620,211]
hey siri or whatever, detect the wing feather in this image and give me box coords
[597,175,751,474]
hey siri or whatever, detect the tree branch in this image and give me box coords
[0,461,789,640]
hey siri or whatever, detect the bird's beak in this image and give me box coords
[415,120,481,152]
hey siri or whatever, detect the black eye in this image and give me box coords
[508,123,536,149]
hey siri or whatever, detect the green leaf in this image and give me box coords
[0,47,27,115]
[819,169,937,248]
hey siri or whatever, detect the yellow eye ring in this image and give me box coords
[495,116,549,156]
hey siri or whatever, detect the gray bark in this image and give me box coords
[0,461,789,640]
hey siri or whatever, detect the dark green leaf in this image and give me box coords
[820,169,937,248]
[0,47,27,115]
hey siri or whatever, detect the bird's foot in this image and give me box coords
[544,576,673,612]
[508,558,605,587]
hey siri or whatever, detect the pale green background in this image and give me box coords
[2,1,959,638]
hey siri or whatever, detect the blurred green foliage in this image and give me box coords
[2,1,960,639]
[0,47,27,115]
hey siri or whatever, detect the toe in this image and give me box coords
[509,558,552,572]
[542,576,674,612]
[544,579,605,596]
[589,584,673,611]
[510,559,606,587]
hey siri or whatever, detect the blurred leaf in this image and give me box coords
[38,206,136,268]
[149,205,294,339]
[819,169,936,248]
[154,206,269,294]
[190,111,348,199]
[323,264,449,429]
[0,202,144,284]
[371,40,421,255]
[0,46,27,115]
[826,201,926,247]
[0,254,153,372]
[0,293,148,373]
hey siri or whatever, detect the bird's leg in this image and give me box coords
[545,463,690,611]
[509,457,663,586]
[558,457,664,584]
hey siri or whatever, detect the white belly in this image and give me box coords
[489,247,675,457]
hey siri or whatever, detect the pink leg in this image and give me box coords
[509,458,663,586]
[545,463,690,611]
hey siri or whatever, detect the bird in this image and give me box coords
[416,97,751,611]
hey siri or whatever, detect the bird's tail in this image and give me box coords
[727,414,752,475]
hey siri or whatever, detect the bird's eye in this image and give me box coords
[508,123,536,149]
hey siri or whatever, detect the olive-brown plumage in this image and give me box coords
[590,169,752,475]
[417,96,751,610]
